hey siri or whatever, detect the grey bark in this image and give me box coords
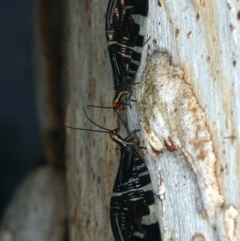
[1,0,239,241]
[63,0,240,240]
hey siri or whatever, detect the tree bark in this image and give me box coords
[63,1,118,240]
[2,0,238,240]
[64,0,240,240]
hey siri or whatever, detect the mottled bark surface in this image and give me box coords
[1,0,239,241]
[63,1,119,240]
[64,0,240,240]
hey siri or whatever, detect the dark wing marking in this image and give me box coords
[116,0,148,82]
[106,0,123,90]
[110,148,161,241]
[106,0,149,91]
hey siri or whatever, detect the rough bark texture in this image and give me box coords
[64,0,240,241]
[1,0,239,241]
[63,1,119,240]
[66,1,240,240]
[131,1,240,240]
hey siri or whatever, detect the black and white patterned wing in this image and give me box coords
[106,0,123,90]
[110,149,161,241]
[116,0,149,84]
[106,0,149,91]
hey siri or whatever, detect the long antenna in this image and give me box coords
[65,108,113,133]
[87,104,131,135]
[64,125,110,134]
[83,107,112,132]
[65,108,145,148]
[87,105,113,109]
[87,102,132,110]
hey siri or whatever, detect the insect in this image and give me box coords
[66,108,161,241]
[105,0,149,111]
[110,139,161,241]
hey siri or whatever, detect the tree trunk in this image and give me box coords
[64,0,240,240]
[1,0,239,241]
